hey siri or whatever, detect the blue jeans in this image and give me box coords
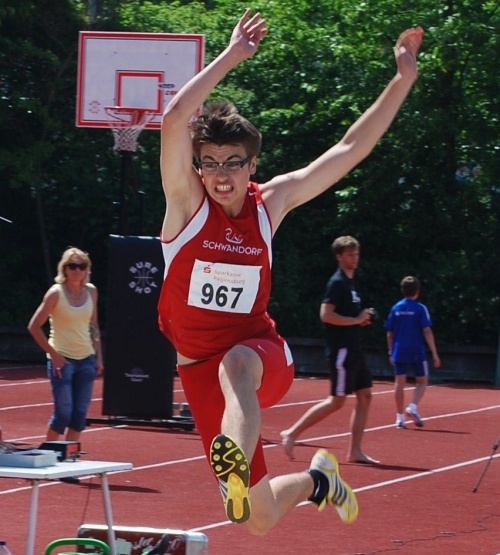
[47,354,97,434]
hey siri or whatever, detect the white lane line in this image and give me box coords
[0,379,50,387]
[2,448,499,522]
[3,405,499,487]
[292,404,500,445]
[274,384,431,408]
[0,400,103,411]
[5,403,500,446]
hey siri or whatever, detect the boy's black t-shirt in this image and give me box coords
[322,268,362,356]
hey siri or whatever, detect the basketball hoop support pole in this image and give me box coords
[119,151,131,235]
[104,106,154,235]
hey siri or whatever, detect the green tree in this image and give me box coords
[1,0,499,349]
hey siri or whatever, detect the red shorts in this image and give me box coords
[177,332,294,487]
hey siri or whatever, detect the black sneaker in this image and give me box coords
[210,434,250,524]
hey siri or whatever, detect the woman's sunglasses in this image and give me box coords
[66,262,88,271]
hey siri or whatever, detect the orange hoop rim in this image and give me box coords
[104,105,157,126]
[104,106,158,151]
[104,105,154,114]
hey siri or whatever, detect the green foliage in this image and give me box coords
[1,0,499,349]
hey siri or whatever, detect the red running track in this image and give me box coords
[0,363,499,555]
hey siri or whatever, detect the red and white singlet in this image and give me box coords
[158,182,277,360]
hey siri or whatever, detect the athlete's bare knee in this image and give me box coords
[220,348,247,375]
[245,508,279,536]
[356,387,372,407]
[331,395,346,410]
[244,479,280,535]
[245,521,271,536]
[219,346,262,391]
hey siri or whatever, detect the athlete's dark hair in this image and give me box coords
[400,276,420,297]
[191,100,262,159]
[331,236,360,256]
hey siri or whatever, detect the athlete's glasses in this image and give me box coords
[66,263,88,271]
[198,156,251,174]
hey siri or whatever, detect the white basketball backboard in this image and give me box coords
[76,31,205,130]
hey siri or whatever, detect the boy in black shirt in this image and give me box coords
[281,236,378,463]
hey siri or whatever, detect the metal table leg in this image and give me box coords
[26,479,39,555]
[99,472,117,555]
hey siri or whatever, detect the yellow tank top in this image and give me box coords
[48,284,95,359]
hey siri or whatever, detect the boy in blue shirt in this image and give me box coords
[385,276,440,428]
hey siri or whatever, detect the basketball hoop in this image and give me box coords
[104,106,156,152]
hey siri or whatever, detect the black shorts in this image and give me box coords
[328,348,372,396]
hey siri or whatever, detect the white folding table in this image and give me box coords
[0,460,133,555]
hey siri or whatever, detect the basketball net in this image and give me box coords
[104,106,156,152]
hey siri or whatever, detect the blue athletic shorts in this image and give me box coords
[394,360,429,378]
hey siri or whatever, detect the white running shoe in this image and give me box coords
[309,449,358,523]
[406,405,424,427]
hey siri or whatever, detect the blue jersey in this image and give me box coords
[384,298,432,363]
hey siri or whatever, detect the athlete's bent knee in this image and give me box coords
[245,511,279,536]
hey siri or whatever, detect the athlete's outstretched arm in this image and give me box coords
[263,27,424,226]
[160,10,267,200]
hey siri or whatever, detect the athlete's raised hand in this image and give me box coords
[394,26,424,82]
[228,9,268,60]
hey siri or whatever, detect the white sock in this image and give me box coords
[408,402,417,411]
[397,413,405,421]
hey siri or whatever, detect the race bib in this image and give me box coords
[187,259,261,314]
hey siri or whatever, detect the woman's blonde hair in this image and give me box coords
[54,247,92,285]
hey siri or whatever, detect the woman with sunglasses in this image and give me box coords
[28,247,103,451]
